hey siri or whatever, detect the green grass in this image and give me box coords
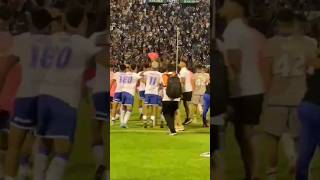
[110,99,210,180]
[223,125,320,180]
[63,98,210,180]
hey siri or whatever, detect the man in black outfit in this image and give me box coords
[211,46,229,180]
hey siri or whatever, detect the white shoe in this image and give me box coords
[169,132,177,136]
[200,152,210,158]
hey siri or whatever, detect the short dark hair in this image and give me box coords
[0,5,12,21]
[230,0,250,17]
[65,6,85,28]
[119,64,126,71]
[166,64,176,72]
[130,64,136,70]
[277,8,295,24]
[31,9,52,30]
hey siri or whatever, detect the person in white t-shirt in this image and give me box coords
[141,61,162,128]
[137,65,147,120]
[220,0,265,179]
[110,64,126,124]
[179,60,193,125]
[119,64,141,128]
[33,7,101,180]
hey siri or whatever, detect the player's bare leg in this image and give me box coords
[234,124,260,180]
[111,102,119,125]
[175,110,184,132]
[33,138,52,180]
[4,126,27,179]
[264,133,280,180]
[17,132,35,179]
[142,105,150,128]
[45,139,72,180]
[280,133,297,176]
[122,105,132,128]
[92,120,107,179]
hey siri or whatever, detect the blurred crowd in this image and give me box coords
[0,0,106,37]
[111,0,210,68]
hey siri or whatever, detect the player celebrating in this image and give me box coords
[31,7,101,180]
[142,61,162,128]
[261,9,318,179]
[119,64,141,128]
[2,9,53,180]
[190,65,210,126]
[110,64,126,125]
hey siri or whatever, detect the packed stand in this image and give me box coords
[111,0,210,69]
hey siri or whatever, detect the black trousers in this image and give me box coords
[162,101,179,133]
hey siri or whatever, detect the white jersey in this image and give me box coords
[93,64,108,93]
[143,70,162,95]
[112,71,125,93]
[12,33,50,98]
[122,72,141,95]
[137,71,145,91]
[39,33,100,107]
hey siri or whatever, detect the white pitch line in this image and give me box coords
[110,129,209,133]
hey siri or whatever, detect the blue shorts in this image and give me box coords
[144,94,160,106]
[93,92,108,121]
[36,95,77,141]
[121,92,134,106]
[139,91,145,100]
[11,97,38,130]
[113,92,122,102]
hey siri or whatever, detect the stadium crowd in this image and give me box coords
[110,0,210,68]
[0,0,108,180]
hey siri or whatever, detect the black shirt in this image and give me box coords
[211,50,229,116]
[303,69,320,106]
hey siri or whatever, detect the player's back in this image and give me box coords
[266,35,316,106]
[144,70,162,95]
[39,33,99,107]
[113,71,126,92]
[13,33,51,98]
[122,72,140,95]
[193,72,209,95]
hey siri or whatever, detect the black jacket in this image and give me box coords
[211,50,229,117]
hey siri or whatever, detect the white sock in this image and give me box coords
[0,150,5,178]
[46,156,68,180]
[34,153,49,180]
[138,107,142,114]
[120,109,125,124]
[92,145,105,167]
[111,116,115,121]
[161,114,165,122]
[124,111,132,125]
[4,176,15,180]
[151,116,156,126]
[115,113,120,120]
[281,133,297,165]
[142,115,147,122]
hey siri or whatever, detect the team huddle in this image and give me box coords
[110,58,210,135]
[0,6,107,180]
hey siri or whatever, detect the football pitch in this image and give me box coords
[223,125,320,180]
[110,102,210,180]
